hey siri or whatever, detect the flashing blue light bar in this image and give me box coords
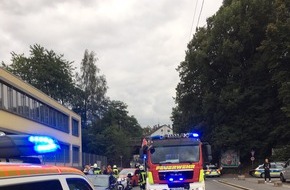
[151,133,199,140]
[28,135,60,154]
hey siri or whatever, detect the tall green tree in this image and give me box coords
[2,44,75,105]
[257,0,290,146]
[172,0,290,162]
[74,49,108,128]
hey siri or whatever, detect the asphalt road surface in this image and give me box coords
[132,177,290,190]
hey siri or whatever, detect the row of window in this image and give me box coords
[0,81,79,136]
[43,144,80,164]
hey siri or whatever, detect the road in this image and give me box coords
[132,177,290,190]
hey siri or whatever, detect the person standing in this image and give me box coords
[263,158,271,182]
[138,165,146,190]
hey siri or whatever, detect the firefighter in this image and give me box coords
[138,165,146,190]
[93,163,102,174]
[113,165,119,175]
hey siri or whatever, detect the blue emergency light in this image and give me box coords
[168,176,185,182]
[28,136,60,153]
[151,133,199,140]
[0,134,60,158]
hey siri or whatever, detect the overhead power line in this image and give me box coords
[196,0,205,28]
[189,0,199,41]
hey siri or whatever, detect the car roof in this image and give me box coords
[0,163,85,179]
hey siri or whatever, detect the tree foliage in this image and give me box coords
[2,44,75,105]
[172,0,290,162]
[73,49,108,128]
[87,100,142,165]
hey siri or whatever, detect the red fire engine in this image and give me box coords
[140,133,212,190]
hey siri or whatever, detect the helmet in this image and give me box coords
[113,165,117,169]
[135,163,140,168]
[139,165,144,170]
[93,163,98,168]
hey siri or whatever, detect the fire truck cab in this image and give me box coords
[140,133,212,190]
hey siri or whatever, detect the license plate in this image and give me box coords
[170,188,184,190]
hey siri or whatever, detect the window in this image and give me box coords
[67,178,93,190]
[2,84,8,109]
[0,180,62,190]
[55,143,70,163]
[72,119,79,137]
[0,81,69,133]
[0,83,2,108]
[72,146,80,163]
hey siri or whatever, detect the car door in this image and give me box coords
[285,160,290,179]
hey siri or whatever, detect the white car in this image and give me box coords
[0,163,94,190]
[280,159,290,182]
[0,133,95,190]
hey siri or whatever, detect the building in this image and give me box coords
[149,124,173,137]
[0,67,82,166]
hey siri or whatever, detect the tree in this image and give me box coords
[2,44,75,105]
[73,49,108,128]
[88,100,142,166]
[172,0,290,162]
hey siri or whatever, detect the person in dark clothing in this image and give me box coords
[263,158,271,182]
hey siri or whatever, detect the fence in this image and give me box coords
[42,150,107,169]
[82,152,107,168]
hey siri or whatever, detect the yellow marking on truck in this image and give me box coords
[156,165,195,170]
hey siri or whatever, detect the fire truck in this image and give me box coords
[140,133,212,190]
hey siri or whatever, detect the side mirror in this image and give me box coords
[150,147,155,154]
[202,143,212,163]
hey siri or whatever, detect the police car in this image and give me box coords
[249,162,284,178]
[0,132,94,190]
[204,164,222,177]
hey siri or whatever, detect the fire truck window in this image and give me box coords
[151,145,199,164]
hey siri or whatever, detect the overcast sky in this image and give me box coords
[0,0,223,127]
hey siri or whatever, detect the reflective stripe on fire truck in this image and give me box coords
[147,171,154,184]
[199,169,204,182]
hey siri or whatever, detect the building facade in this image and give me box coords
[150,124,173,137]
[0,67,82,166]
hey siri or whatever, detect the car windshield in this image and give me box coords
[119,168,136,175]
[86,175,109,187]
[150,145,199,164]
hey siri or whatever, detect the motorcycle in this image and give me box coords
[116,173,133,190]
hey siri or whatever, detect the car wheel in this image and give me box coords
[280,174,286,182]
[260,173,265,178]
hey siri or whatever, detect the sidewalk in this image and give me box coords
[218,176,290,190]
